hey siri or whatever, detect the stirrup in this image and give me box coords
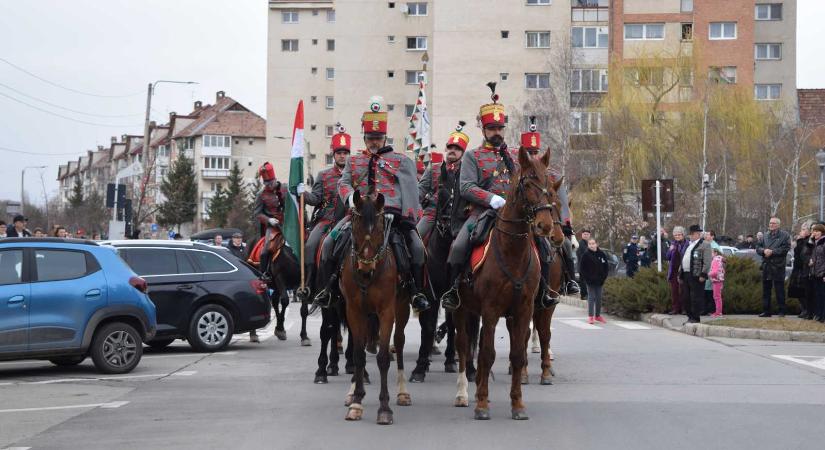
[411,293,430,313]
[441,287,461,312]
[312,289,333,309]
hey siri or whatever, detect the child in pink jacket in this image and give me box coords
[708,248,725,317]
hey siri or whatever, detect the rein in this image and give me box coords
[348,209,393,303]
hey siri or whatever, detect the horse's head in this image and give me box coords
[350,190,387,274]
[514,147,564,244]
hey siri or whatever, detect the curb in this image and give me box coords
[644,313,825,343]
[558,295,588,310]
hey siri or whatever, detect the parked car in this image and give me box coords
[102,240,270,352]
[0,238,156,374]
[719,245,738,257]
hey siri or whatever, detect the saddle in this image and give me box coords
[468,209,497,247]
[469,229,541,275]
[247,227,284,267]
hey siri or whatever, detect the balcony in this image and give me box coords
[572,8,608,22]
[202,191,217,200]
[201,169,230,179]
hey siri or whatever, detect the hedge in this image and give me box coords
[601,257,802,320]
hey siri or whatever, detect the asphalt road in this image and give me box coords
[2,303,825,450]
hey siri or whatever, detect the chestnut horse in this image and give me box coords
[340,191,411,425]
[453,147,563,420]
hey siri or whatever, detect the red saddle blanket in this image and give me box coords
[470,234,540,274]
[247,229,284,267]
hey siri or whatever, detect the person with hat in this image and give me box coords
[680,224,713,323]
[623,235,641,278]
[253,161,288,276]
[295,123,351,296]
[313,96,429,313]
[6,215,31,238]
[228,232,247,260]
[440,82,523,311]
[417,121,469,241]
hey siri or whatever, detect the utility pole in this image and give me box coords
[21,165,47,215]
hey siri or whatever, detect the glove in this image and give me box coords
[267,217,279,227]
[489,195,506,210]
[296,183,306,195]
[348,194,355,209]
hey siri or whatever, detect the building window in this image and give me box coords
[281,39,299,52]
[407,2,427,15]
[204,157,230,170]
[311,67,318,74]
[387,70,395,78]
[325,125,334,137]
[405,70,425,84]
[679,67,694,86]
[327,39,335,51]
[624,23,664,40]
[626,67,664,86]
[325,96,334,109]
[312,9,318,16]
[572,26,608,48]
[282,11,298,23]
[525,73,551,89]
[406,36,427,51]
[680,23,694,41]
[312,39,318,45]
[681,0,693,12]
[500,72,509,81]
[326,67,335,80]
[388,2,395,8]
[709,22,737,40]
[311,96,317,103]
[387,104,395,111]
[203,135,231,148]
[405,104,416,118]
[158,145,170,157]
[501,30,509,38]
[327,9,336,22]
[755,3,782,20]
[755,84,781,100]
[526,31,551,48]
[571,111,601,135]
[527,0,551,4]
[718,66,737,84]
[571,69,608,92]
[755,43,782,60]
[388,35,396,43]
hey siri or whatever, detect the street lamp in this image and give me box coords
[816,148,825,221]
[21,165,47,214]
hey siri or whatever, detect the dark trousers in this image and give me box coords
[802,277,816,316]
[762,277,786,315]
[681,273,705,322]
[815,279,825,319]
[669,277,682,313]
[704,288,714,315]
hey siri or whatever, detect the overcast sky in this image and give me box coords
[0,0,823,204]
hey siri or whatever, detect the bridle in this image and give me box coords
[349,207,391,268]
[495,172,562,240]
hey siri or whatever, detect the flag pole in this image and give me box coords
[299,192,305,290]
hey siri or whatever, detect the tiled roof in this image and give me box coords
[91,150,110,168]
[798,89,825,126]
[173,96,265,139]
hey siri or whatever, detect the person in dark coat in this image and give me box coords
[577,229,592,300]
[5,215,31,238]
[680,224,713,323]
[756,217,791,317]
[228,232,247,260]
[809,224,825,323]
[666,226,689,314]
[580,238,609,324]
[788,222,814,319]
[622,235,640,277]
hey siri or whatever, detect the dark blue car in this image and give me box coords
[0,238,157,374]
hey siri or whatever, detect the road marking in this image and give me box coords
[0,401,129,414]
[772,355,825,371]
[173,370,197,376]
[3,447,32,450]
[143,351,237,359]
[614,321,652,330]
[558,319,602,330]
[3,371,198,386]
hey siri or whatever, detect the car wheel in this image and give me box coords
[188,304,234,352]
[90,322,143,374]
[147,338,175,349]
[49,355,86,366]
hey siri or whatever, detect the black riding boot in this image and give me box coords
[312,257,338,309]
[259,249,271,281]
[440,263,464,312]
[562,245,579,294]
[409,263,430,313]
[538,278,560,309]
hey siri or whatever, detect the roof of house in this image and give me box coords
[173,96,265,139]
[57,164,68,181]
[798,89,825,125]
[91,150,110,168]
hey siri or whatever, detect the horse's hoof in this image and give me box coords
[520,375,529,385]
[531,346,541,354]
[345,404,363,421]
[444,362,457,373]
[301,337,312,347]
[314,374,328,384]
[454,396,469,407]
[275,329,287,341]
[474,409,491,420]
[344,394,354,407]
[397,393,412,406]
[376,410,394,425]
[409,371,425,383]
[540,377,553,386]
[327,365,339,376]
[511,409,529,421]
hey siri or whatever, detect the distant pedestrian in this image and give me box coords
[708,247,725,317]
[737,235,756,250]
[789,222,815,319]
[580,238,609,325]
[681,224,712,323]
[703,231,720,315]
[639,236,651,268]
[92,233,102,240]
[54,226,68,238]
[623,235,640,277]
[173,233,183,240]
[756,231,764,246]
[757,217,791,317]
[6,215,31,238]
[808,223,825,323]
[33,228,44,237]
[577,229,591,300]
[667,226,689,314]
[0,220,6,238]
[228,232,247,260]
[214,234,224,247]
[648,228,670,268]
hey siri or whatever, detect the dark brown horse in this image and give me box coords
[453,147,562,420]
[340,191,411,425]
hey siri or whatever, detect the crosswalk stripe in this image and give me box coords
[557,319,602,330]
[772,355,825,371]
[614,321,652,330]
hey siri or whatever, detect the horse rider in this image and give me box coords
[521,117,576,307]
[440,82,522,312]
[417,121,470,241]
[312,96,430,313]
[293,123,351,295]
[253,162,288,278]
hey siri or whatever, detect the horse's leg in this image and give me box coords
[466,313,479,383]
[328,311,341,376]
[395,298,411,405]
[345,313,367,421]
[345,330,354,374]
[509,310,531,420]
[376,308,394,425]
[272,274,288,341]
[453,309,470,407]
[531,323,540,353]
[300,301,311,346]
[315,309,331,383]
[411,303,436,382]
[444,311,457,373]
[537,307,554,385]
[474,315,497,420]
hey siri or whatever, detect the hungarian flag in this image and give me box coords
[283,100,304,251]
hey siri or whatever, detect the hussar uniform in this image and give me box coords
[252,162,288,276]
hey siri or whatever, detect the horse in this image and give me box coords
[340,191,411,425]
[453,147,562,421]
